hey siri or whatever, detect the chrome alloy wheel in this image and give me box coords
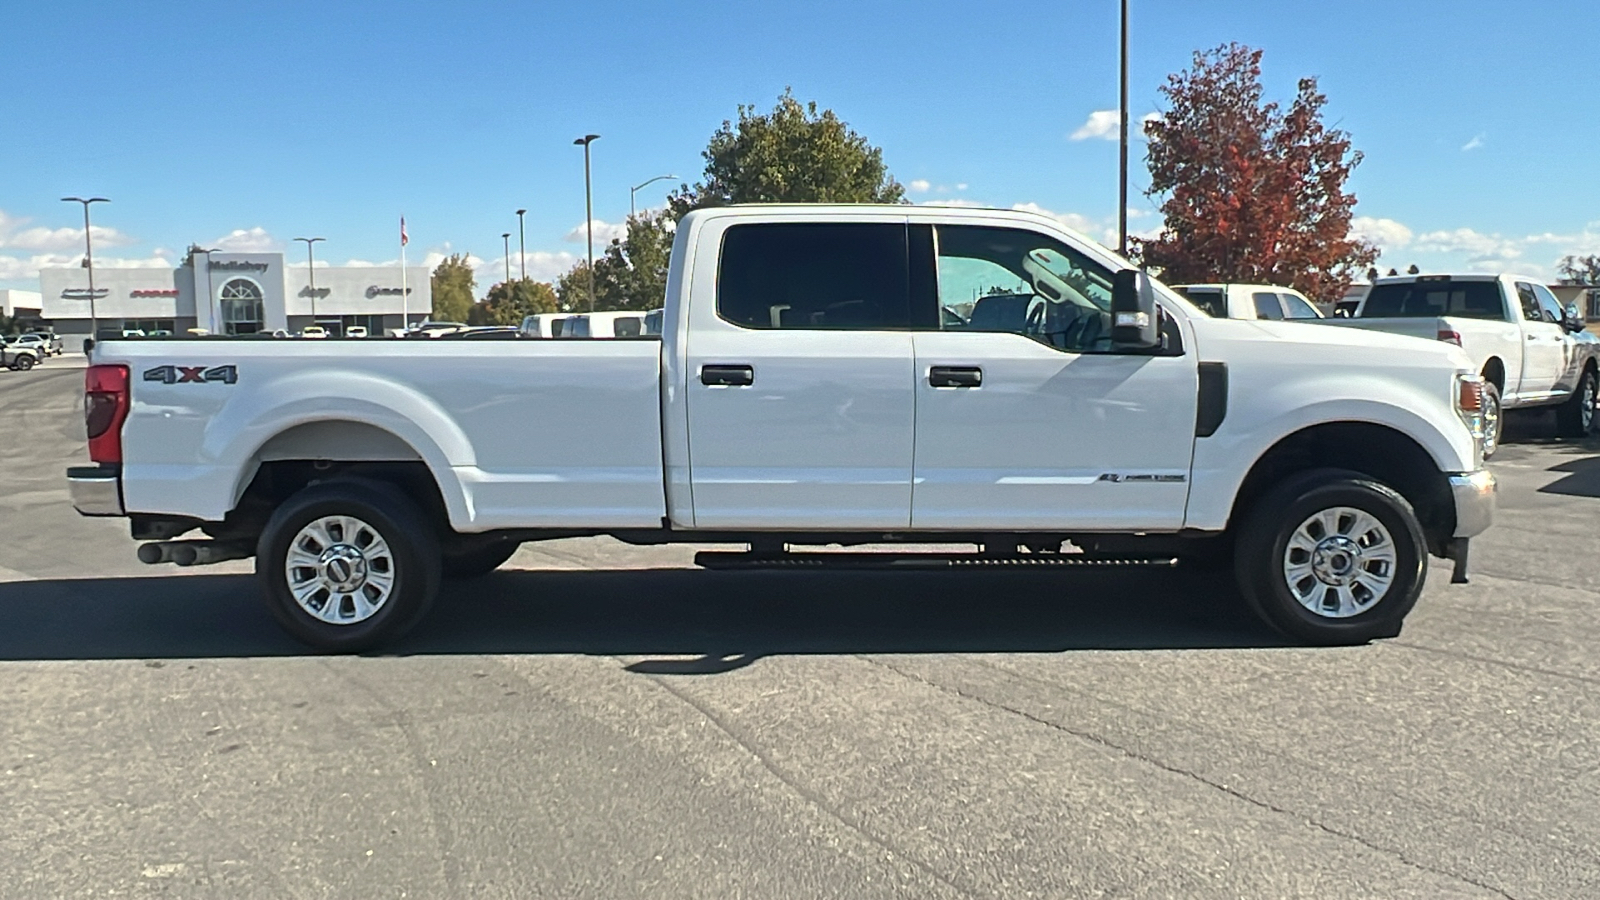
[1282,506,1397,619]
[285,515,395,624]
[1583,376,1596,432]
[1482,389,1502,457]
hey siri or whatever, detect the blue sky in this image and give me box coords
[2,0,1596,296]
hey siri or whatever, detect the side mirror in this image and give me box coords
[1111,269,1161,351]
[1565,303,1586,333]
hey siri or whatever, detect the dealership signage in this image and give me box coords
[131,289,180,298]
[208,260,270,272]
[365,286,414,298]
[59,288,110,299]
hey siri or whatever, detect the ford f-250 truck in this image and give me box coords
[1331,273,1600,456]
[68,205,1496,652]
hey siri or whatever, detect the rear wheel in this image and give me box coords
[256,479,440,653]
[1555,367,1598,438]
[12,354,34,371]
[1234,469,1427,645]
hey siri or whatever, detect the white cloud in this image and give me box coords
[564,219,628,247]
[212,227,278,252]
[956,183,969,191]
[1070,110,1121,141]
[1462,133,1485,152]
[0,250,172,283]
[917,199,989,209]
[0,209,136,252]
[1351,216,1414,250]
[908,179,932,194]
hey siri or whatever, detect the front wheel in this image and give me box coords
[1234,469,1427,645]
[1555,367,1598,438]
[256,479,441,653]
[11,355,34,371]
[1480,382,1503,458]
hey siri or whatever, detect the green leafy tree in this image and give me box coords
[668,89,904,217]
[595,211,675,311]
[430,253,476,323]
[469,278,558,326]
[554,261,594,313]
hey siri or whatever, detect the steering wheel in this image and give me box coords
[1025,300,1045,336]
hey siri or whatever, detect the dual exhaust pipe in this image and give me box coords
[137,539,253,567]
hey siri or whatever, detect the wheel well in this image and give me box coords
[204,460,451,544]
[1481,357,1505,392]
[1231,423,1455,556]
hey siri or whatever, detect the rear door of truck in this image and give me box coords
[680,216,916,530]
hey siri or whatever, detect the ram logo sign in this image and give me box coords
[142,365,238,385]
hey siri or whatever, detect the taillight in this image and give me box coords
[1438,327,1463,346]
[85,364,130,463]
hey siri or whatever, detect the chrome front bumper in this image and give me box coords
[1450,469,1496,538]
[68,465,124,517]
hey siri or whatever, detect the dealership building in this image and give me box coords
[37,251,431,337]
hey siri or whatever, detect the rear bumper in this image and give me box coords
[68,464,124,517]
[1449,469,1496,538]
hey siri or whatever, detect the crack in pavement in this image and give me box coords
[860,655,1523,900]
[628,662,979,900]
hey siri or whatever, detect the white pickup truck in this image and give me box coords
[1334,273,1600,455]
[1171,284,1323,321]
[68,205,1496,652]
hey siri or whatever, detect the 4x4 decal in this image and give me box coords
[143,365,237,385]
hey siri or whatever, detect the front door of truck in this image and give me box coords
[909,224,1198,531]
[1516,281,1566,399]
[683,220,916,530]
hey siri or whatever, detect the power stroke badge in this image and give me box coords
[143,365,238,385]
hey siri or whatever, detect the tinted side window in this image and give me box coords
[717,223,909,330]
[1281,293,1320,319]
[1252,292,1284,320]
[614,316,643,337]
[1515,283,1542,322]
[1531,284,1565,324]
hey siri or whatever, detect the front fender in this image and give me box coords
[1184,372,1475,531]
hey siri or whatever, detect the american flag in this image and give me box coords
[400,217,408,247]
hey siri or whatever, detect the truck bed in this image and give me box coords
[92,338,668,530]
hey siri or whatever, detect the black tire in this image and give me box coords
[256,479,441,653]
[1555,367,1598,438]
[442,538,519,578]
[1480,381,1502,458]
[1234,468,1427,646]
[12,354,34,371]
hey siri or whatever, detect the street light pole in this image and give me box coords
[1118,0,1130,257]
[192,246,220,334]
[630,174,677,219]
[574,134,600,311]
[293,237,325,325]
[515,209,527,281]
[502,233,512,284]
[61,196,109,346]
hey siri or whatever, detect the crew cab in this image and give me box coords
[67,205,1496,652]
[1172,284,1324,321]
[1331,274,1600,455]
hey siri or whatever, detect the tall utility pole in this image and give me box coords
[293,237,325,325]
[1117,0,1130,257]
[630,174,676,219]
[573,134,601,311]
[515,209,527,281]
[61,196,109,347]
[502,233,512,284]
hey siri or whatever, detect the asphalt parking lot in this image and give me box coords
[2,363,1597,899]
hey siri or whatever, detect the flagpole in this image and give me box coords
[399,216,409,332]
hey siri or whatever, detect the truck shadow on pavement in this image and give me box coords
[0,567,1289,663]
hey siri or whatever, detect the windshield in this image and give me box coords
[1361,281,1505,320]
[1175,287,1226,317]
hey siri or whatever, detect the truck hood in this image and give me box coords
[1189,317,1474,373]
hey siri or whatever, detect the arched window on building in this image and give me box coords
[219,278,264,335]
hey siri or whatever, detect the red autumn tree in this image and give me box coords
[1137,44,1377,305]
